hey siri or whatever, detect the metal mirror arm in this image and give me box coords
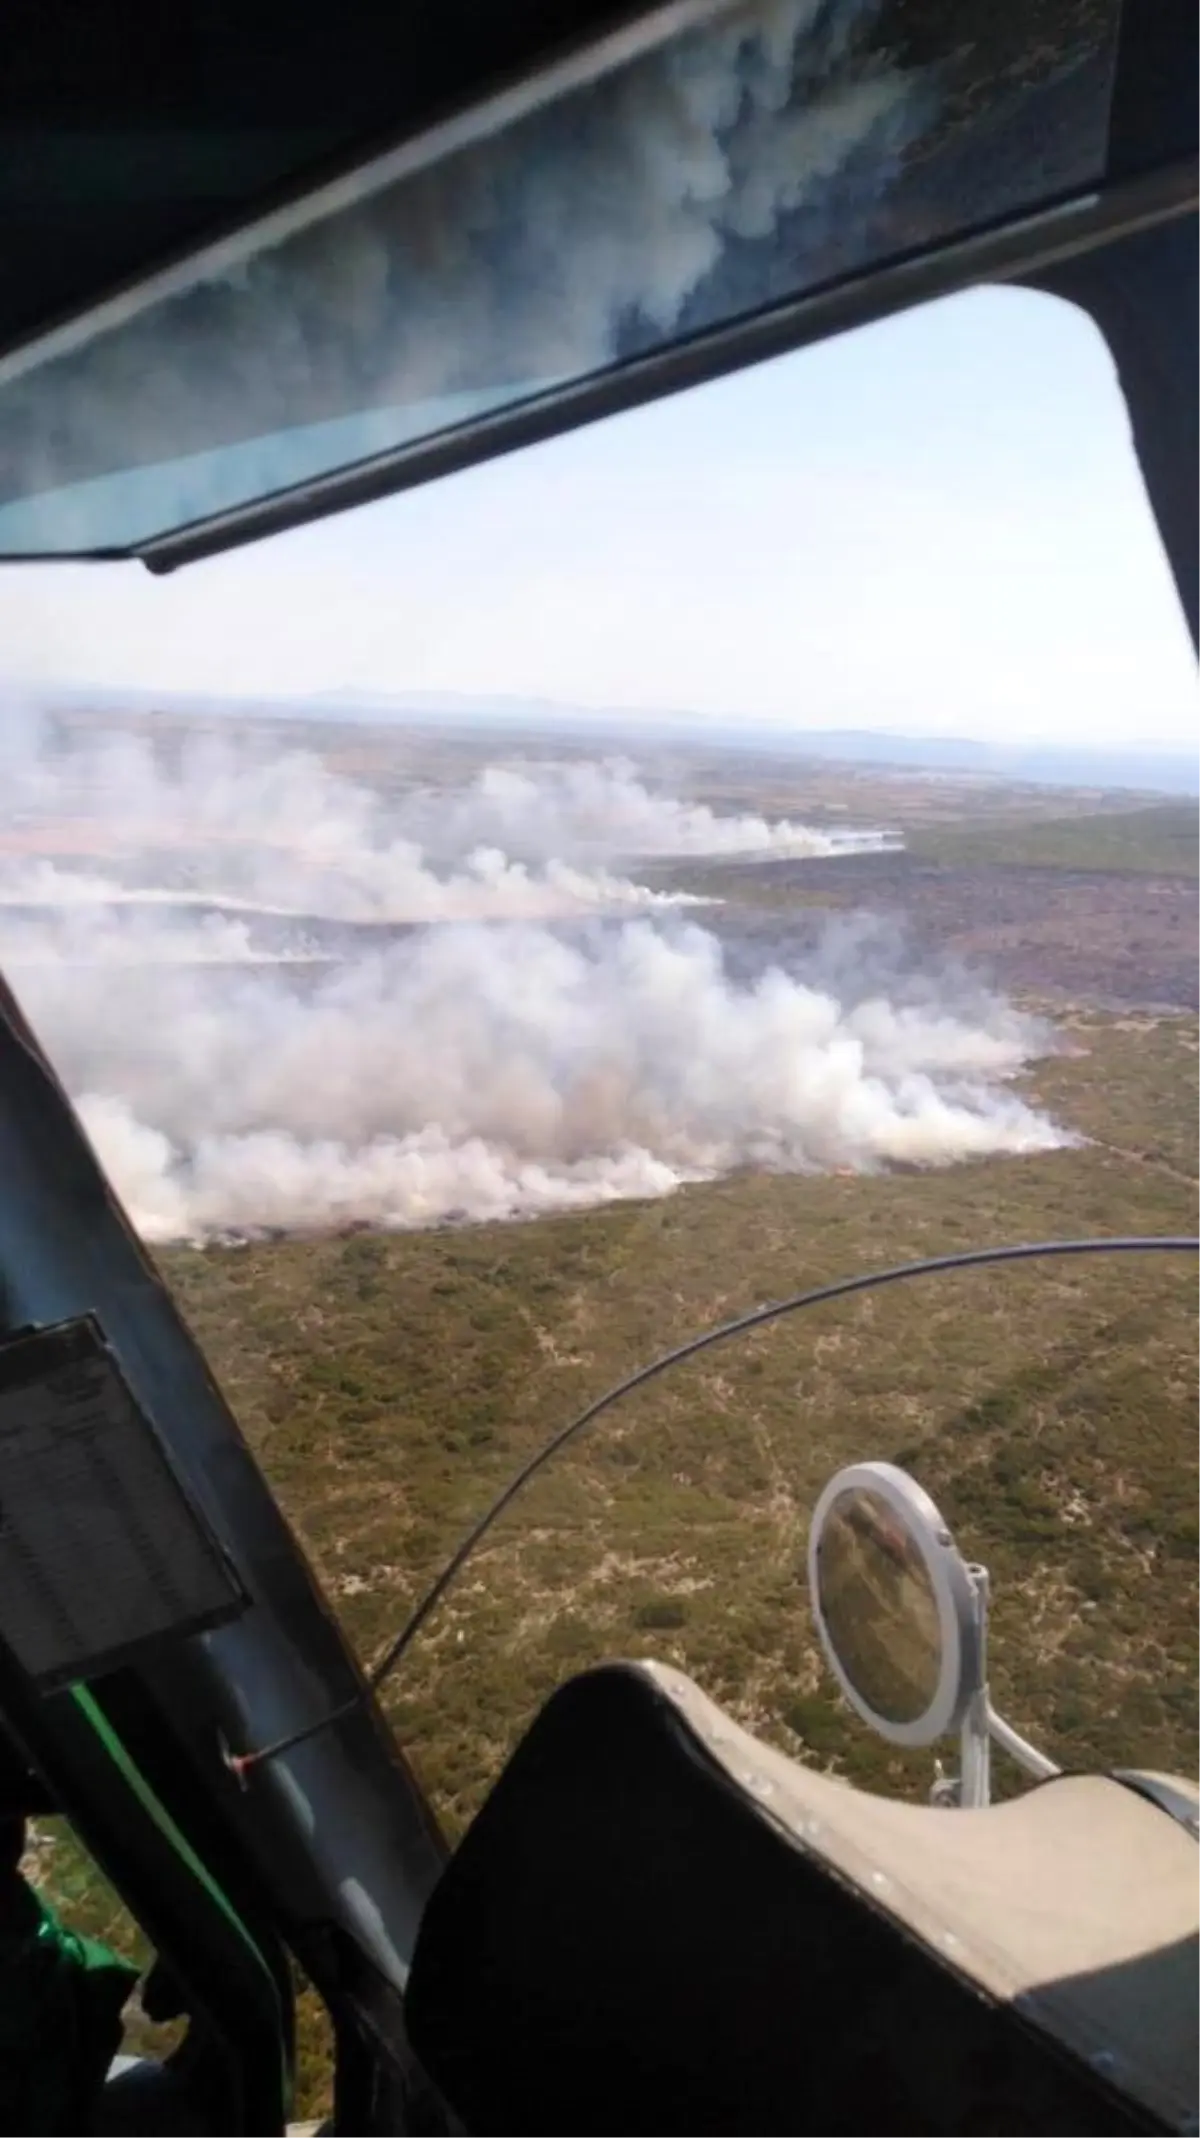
[941,1564,1060,1811]
[985,1710,1061,1784]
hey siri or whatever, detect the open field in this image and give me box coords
[31,995,1199,2108]
[652,798,1199,1011]
[908,800,1199,874]
[17,739,1197,2114]
[158,1007,1195,1833]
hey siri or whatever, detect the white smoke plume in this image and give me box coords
[0,728,882,924]
[0,729,713,929]
[399,758,897,863]
[58,922,1064,1245]
[0,718,1069,1244]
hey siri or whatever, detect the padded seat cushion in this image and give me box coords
[407,1663,1197,2135]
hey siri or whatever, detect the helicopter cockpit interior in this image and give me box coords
[404,1438,1199,2135]
[0,0,1196,2131]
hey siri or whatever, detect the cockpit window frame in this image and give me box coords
[135,162,1194,575]
[0,0,1192,575]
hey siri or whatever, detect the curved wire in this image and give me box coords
[224,1232,1198,1779]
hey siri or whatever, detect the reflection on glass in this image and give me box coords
[816,1486,942,1724]
[0,0,1120,553]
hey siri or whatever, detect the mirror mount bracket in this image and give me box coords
[957,1563,992,1809]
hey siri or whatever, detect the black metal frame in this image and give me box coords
[132,159,1194,576]
[0,0,1193,587]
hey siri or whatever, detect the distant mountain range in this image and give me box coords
[13,679,1198,796]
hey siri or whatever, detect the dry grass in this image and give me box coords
[157,1008,1197,1830]
[27,787,1198,2118]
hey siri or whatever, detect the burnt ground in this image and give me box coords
[674,853,1199,1012]
[4,852,1193,1016]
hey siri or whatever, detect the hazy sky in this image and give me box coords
[1,284,1194,746]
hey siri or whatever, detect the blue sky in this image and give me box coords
[0,284,1194,747]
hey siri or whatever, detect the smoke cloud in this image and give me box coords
[0,720,1068,1242]
[397,758,898,863]
[0,729,716,929]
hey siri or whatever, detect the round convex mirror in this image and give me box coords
[807,1462,980,1747]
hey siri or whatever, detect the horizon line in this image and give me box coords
[0,673,1194,760]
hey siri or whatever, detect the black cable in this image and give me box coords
[223,1232,1198,1780]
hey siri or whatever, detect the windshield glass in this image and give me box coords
[1,283,1196,2124]
[0,0,1122,555]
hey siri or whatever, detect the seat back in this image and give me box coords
[407,1663,1197,2135]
